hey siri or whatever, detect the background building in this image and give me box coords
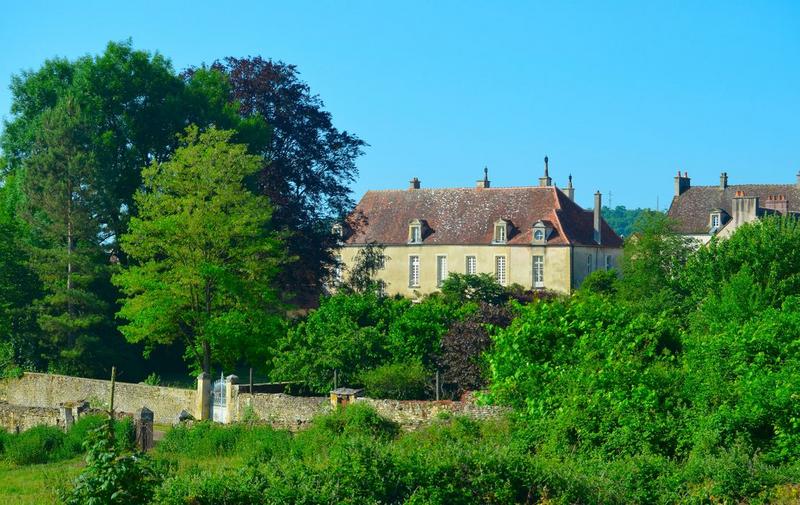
[338,159,623,296]
[668,171,800,243]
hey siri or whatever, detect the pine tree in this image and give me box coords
[22,97,110,374]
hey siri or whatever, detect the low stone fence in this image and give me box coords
[232,390,506,431]
[0,372,195,426]
[0,403,63,433]
[0,372,507,433]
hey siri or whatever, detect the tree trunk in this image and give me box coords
[66,179,74,348]
[202,279,213,374]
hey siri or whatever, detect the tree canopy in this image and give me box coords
[113,126,285,374]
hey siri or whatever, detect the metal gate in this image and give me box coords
[211,373,226,423]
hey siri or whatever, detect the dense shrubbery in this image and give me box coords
[359,361,429,400]
[0,414,133,465]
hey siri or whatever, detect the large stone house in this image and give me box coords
[667,171,800,244]
[337,159,623,296]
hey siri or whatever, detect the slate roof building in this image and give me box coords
[337,158,623,296]
[667,171,800,244]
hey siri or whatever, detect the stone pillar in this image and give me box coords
[225,375,238,424]
[60,404,74,431]
[196,373,211,421]
[135,407,154,452]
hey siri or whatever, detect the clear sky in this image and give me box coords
[1,1,798,209]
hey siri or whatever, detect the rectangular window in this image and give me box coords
[409,255,420,287]
[533,255,544,288]
[605,255,612,270]
[711,214,720,227]
[409,225,421,244]
[495,256,507,285]
[495,224,506,243]
[436,255,448,287]
[465,255,477,275]
[587,254,593,274]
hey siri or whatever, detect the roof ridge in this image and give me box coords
[689,183,797,189]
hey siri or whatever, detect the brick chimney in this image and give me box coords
[763,194,789,215]
[593,191,602,244]
[674,170,690,196]
[409,177,421,190]
[720,172,728,190]
[476,167,490,189]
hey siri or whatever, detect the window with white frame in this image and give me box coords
[495,256,507,285]
[409,224,422,244]
[494,221,508,243]
[409,255,420,287]
[436,255,448,287]
[465,255,477,275]
[711,213,720,228]
[533,255,544,288]
[533,229,545,241]
[587,254,593,274]
[605,255,612,270]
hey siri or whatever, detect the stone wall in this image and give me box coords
[0,403,63,433]
[234,392,330,431]
[0,372,196,426]
[232,390,506,430]
[361,398,507,430]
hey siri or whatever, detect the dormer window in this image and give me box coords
[711,213,720,228]
[408,219,424,244]
[532,220,553,244]
[493,219,509,244]
[709,209,725,233]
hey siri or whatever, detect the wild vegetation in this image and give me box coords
[2,40,800,503]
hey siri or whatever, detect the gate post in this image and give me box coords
[135,407,154,451]
[225,375,239,424]
[196,373,211,421]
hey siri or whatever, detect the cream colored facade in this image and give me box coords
[339,243,622,297]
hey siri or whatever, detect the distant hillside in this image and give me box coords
[602,206,662,238]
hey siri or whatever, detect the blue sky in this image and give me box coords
[1,1,798,209]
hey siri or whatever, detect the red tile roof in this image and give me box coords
[345,186,623,247]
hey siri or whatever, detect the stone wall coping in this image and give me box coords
[14,371,194,392]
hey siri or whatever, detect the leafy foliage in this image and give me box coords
[601,205,654,237]
[439,302,515,396]
[60,416,168,505]
[440,273,506,305]
[359,361,429,400]
[270,292,405,392]
[212,56,366,302]
[114,126,285,374]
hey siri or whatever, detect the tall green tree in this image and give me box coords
[0,173,40,372]
[21,98,110,374]
[618,212,692,312]
[114,126,285,374]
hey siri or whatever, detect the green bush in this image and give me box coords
[157,421,290,460]
[360,361,429,400]
[4,425,67,465]
[61,416,170,505]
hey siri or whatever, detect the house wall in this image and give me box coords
[340,244,622,296]
[571,246,624,287]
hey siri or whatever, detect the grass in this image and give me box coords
[0,458,82,505]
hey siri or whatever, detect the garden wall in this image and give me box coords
[0,403,62,433]
[0,372,196,426]
[232,390,506,431]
